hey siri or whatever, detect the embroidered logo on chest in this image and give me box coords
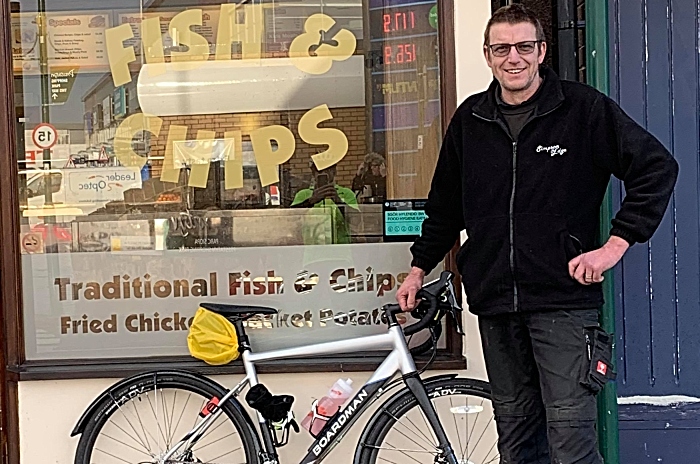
[536,145,568,156]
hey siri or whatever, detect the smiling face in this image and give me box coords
[484,22,546,105]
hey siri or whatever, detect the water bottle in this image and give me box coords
[301,378,354,436]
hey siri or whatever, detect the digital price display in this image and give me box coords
[382,10,417,33]
[384,43,417,65]
[370,3,437,69]
[371,4,435,37]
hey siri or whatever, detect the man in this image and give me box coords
[396,5,678,464]
[352,152,387,203]
[291,162,358,244]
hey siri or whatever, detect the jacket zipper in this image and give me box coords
[510,141,518,311]
[473,113,521,311]
[472,104,560,312]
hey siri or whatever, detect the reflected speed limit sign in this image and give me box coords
[32,123,58,150]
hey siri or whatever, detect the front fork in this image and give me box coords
[404,374,459,464]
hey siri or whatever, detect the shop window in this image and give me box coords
[12,0,456,366]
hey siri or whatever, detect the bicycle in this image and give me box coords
[71,271,499,464]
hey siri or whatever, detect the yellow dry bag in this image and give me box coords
[187,307,239,365]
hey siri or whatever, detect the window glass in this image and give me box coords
[14,0,444,360]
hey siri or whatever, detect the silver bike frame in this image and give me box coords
[244,324,416,386]
[246,324,418,464]
[161,325,418,463]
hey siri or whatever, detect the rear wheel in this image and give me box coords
[356,377,499,464]
[74,371,259,464]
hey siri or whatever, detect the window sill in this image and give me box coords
[8,353,467,381]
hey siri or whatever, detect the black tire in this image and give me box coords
[355,377,499,464]
[74,371,260,464]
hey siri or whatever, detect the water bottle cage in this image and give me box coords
[308,399,343,438]
[269,411,299,447]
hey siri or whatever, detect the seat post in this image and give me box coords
[230,318,251,353]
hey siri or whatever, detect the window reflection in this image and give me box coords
[14,0,446,359]
[15,1,442,252]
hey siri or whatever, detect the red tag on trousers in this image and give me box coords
[596,361,608,376]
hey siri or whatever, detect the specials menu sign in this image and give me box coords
[12,11,111,74]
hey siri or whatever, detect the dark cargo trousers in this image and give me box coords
[478,308,605,464]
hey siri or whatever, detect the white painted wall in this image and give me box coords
[17,2,494,462]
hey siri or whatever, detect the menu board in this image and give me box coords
[12,12,111,74]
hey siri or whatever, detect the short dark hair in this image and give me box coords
[483,4,546,46]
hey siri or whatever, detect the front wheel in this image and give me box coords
[74,371,259,464]
[355,377,499,464]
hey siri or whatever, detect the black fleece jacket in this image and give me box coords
[411,67,678,315]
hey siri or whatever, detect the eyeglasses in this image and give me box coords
[487,40,542,57]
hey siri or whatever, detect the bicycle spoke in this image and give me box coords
[133,394,164,453]
[383,409,435,450]
[367,443,437,454]
[382,418,435,449]
[193,398,207,429]
[97,432,152,456]
[382,441,433,464]
[198,414,240,442]
[483,440,500,464]
[161,387,173,447]
[209,442,244,462]
[368,382,499,464]
[146,391,169,448]
[132,397,156,452]
[80,376,253,464]
[158,386,169,448]
[419,406,431,434]
[449,396,466,459]
[453,397,486,460]
[466,414,495,462]
[466,398,486,444]
[377,456,402,464]
[172,392,192,435]
[154,378,162,451]
[106,416,150,453]
[94,446,141,464]
[169,390,178,441]
[113,397,156,453]
[194,432,240,452]
[460,396,472,460]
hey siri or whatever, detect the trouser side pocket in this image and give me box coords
[580,326,616,394]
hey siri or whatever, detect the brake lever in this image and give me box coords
[444,280,464,335]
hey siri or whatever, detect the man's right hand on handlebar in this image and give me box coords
[397,267,426,311]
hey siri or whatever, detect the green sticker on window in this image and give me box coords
[384,210,426,236]
[429,6,438,30]
[383,200,427,242]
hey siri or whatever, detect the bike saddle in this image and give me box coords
[200,303,278,320]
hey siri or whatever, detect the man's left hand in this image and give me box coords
[568,235,630,285]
